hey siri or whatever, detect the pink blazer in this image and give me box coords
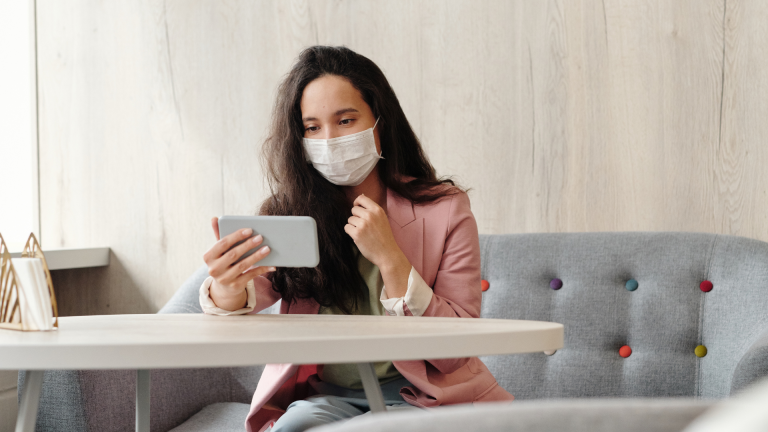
[244,187,514,432]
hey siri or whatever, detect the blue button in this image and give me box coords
[625,279,639,291]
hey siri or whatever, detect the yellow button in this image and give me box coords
[695,345,707,358]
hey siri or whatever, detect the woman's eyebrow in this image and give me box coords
[334,108,359,116]
[302,108,360,122]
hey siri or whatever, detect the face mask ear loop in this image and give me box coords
[373,117,384,159]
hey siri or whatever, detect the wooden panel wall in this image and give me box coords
[36,0,768,314]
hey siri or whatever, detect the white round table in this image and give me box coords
[0,314,564,432]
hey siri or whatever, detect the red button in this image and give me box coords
[700,280,713,292]
[481,280,490,292]
[619,345,632,358]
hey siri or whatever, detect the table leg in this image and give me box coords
[136,370,150,432]
[15,370,44,432]
[356,363,387,414]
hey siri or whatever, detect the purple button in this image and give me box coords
[550,278,563,290]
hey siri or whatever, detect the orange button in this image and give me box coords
[619,345,632,358]
[481,280,490,292]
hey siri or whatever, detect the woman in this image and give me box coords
[201,46,513,432]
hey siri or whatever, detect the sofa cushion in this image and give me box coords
[478,232,768,399]
[169,402,250,432]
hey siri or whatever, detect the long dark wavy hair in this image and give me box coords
[260,46,461,313]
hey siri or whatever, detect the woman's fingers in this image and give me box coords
[204,228,253,265]
[347,215,364,227]
[344,223,357,238]
[211,234,264,278]
[205,231,256,278]
[351,194,385,222]
[232,234,263,260]
[350,205,368,219]
[238,241,270,269]
[232,265,276,288]
[219,244,271,285]
[204,219,274,293]
[353,193,379,209]
[211,217,221,241]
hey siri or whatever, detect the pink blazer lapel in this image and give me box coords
[246,363,298,431]
[387,188,424,276]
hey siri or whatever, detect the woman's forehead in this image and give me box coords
[300,75,369,119]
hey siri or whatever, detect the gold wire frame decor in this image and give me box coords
[0,232,59,331]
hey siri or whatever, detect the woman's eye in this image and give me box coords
[305,126,319,132]
[340,119,353,125]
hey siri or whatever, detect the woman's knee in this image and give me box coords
[272,397,361,432]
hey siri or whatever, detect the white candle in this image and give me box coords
[11,258,53,331]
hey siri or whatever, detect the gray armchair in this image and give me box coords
[20,232,768,431]
[310,399,714,432]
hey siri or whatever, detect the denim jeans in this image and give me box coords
[268,375,417,432]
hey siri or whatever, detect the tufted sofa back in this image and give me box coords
[478,232,768,400]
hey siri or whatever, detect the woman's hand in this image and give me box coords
[345,195,411,297]
[203,217,275,310]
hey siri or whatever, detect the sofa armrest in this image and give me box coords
[731,327,768,395]
[308,399,713,432]
[159,265,209,314]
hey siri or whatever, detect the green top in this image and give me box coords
[317,248,403,389]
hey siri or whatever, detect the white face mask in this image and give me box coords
[302,117,382,186]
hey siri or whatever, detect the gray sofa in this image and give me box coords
[19,232,768,431]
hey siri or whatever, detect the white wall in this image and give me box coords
[34,0,768,316]
[0,0,36,426]
[0,0,37,250]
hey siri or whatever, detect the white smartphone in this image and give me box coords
[217,216,320,268]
